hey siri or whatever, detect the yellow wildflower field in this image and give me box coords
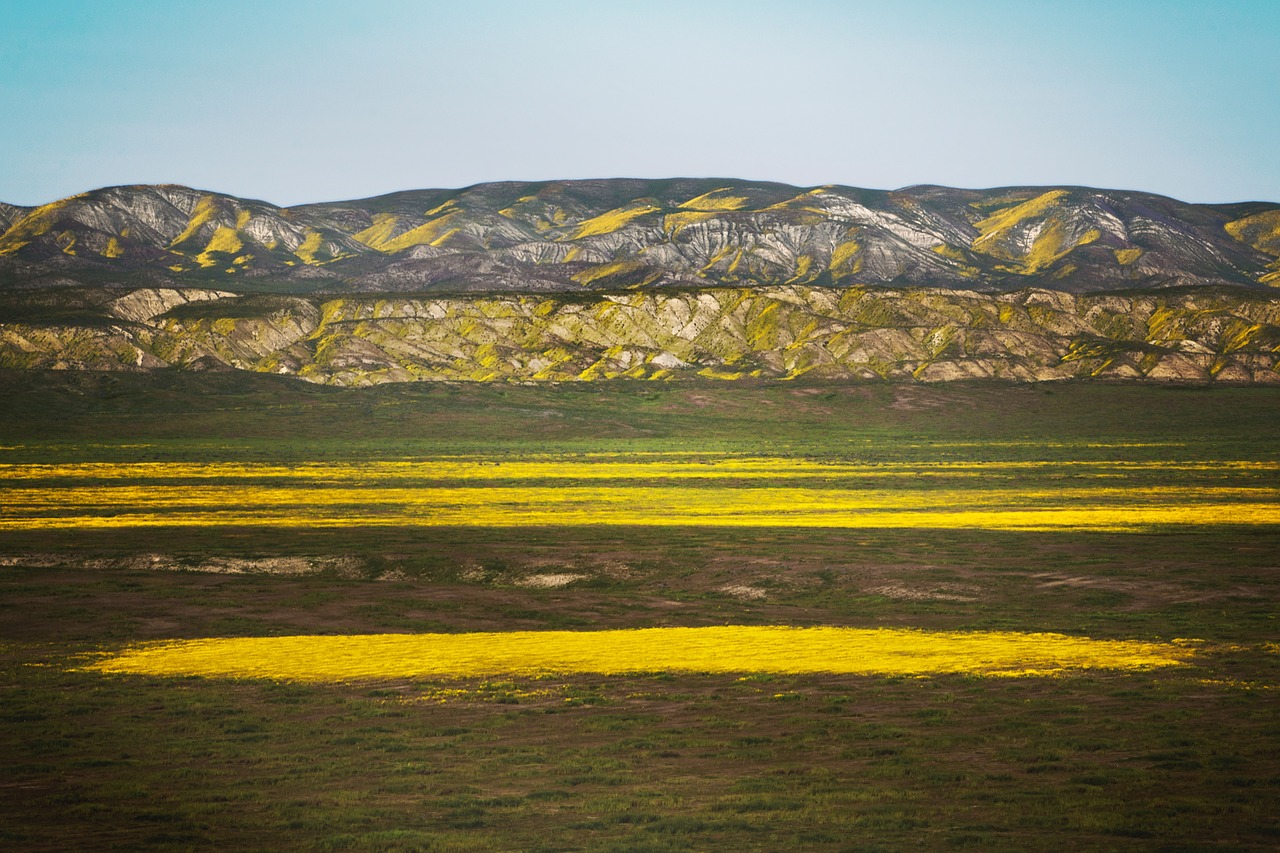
[2,457,1275,482]
[85,626,1196,681]
[2,454,1277,531]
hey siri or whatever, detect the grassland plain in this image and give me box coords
[1,370,1279,850]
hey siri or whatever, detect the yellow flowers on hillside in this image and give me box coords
[86,626,1196,682]
[572,203,661,239]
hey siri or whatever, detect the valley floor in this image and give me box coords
[1,374,1277,850]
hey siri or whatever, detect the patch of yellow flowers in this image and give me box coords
[85,626,1195,681]
[3,455,1277,532]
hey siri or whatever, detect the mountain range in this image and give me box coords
[2,179,1279,386]
[2,179,1278,294]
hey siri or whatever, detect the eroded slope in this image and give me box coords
[3,285,1277,385]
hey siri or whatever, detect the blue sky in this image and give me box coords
[1,0,1276,206]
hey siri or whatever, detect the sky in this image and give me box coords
[1,0,1277,207]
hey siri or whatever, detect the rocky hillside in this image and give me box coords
[1,179,1277,294]
[3,285,1277,386]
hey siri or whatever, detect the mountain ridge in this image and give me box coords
[2,178,1277,295]
[4,283,1278,386]
[5,179,1279,386]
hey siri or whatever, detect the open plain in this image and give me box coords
[6,0,1280,848]
[1,372,1278,850]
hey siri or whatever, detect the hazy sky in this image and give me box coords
[2,0,1277,206]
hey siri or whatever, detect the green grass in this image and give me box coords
[1,372,1278,849]
[2,369,1277,456]
[4,646,1278,850]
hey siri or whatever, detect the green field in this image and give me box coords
[2,371,1279,850]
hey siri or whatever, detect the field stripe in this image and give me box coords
[4,499,1278,532]
[5,455,1277,532]
[85,627,1196,681]
[2,458,1276,481]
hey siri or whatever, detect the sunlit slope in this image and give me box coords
[2,284,1278,384]
[85,627,1197,681]
[0,185,362,275]
[4,454,1278,532]
[1226,208,1280,285]
[1,179,1276,292]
